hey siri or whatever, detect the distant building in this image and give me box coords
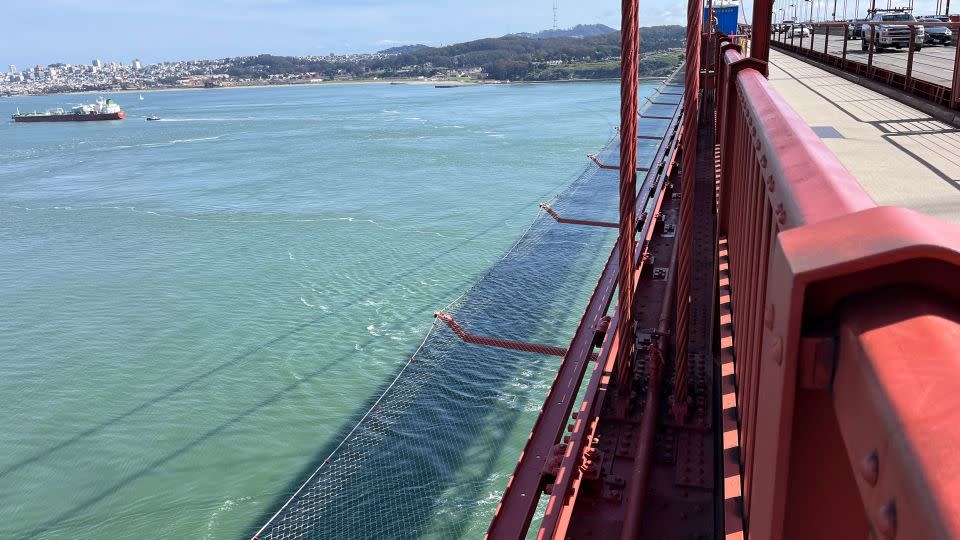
[48,67,57,78]
[34,65,44,78]
[8,64,15,74]
[133,59,141,70]
[93,59,102,68]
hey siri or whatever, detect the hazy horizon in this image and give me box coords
[3,0,942,69]
[6,23,635,70]
[3,1,628,69]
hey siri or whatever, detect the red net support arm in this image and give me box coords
[539,204,619,229]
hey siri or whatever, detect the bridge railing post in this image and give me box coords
[952,30,960,108]
[907,26,916,89]
[842,24,849,61]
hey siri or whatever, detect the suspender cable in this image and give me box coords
[674,0,702,421]
[615,0,640,390]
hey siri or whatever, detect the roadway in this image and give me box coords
[774,32,957,87]
[767,49,960,223]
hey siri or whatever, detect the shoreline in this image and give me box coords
[2,75,669,99]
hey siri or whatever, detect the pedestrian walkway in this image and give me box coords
[768,49,960,223]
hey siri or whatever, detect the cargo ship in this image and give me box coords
[12,97,125,122]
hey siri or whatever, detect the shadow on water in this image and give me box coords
[246,147,641,539]
[7,128,650,539]
[12,333,384,539]
[0,200,544,485]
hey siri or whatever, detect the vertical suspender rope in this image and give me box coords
[616,0,640,389]
[674,0,702,421]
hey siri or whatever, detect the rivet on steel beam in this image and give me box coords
[764,304,775,330]
[860,451,879,486]
[766,175,775,192]
[877,501,897,538]
[751,125,757,137]
[775,203,786,225]
[754,140,761,151]
[760,155,768,169]
[769,337,783,366]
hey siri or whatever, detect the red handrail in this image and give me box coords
[715,36,960,539]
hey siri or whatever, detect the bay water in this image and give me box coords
[0,80,657,539]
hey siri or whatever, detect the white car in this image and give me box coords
[787,25,812,38]
[861,12,925,51]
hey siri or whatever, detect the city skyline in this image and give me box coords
[3,1,630,69]
[4,0,949,69]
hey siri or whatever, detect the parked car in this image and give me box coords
[918,16,954,45]
[787,24,811,38]
[849,18,868,39]
[862,12,925,51]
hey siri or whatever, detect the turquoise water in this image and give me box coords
[0,81,655,539]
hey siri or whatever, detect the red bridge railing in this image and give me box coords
[715,36,960,538]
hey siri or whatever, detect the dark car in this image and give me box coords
[849,18,868,39]
[919,16,954,45]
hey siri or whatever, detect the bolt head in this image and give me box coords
[876,501,897,538]
[765,304,776,330]
[860,451,879,486]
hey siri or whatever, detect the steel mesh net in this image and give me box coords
[253,95,677,540]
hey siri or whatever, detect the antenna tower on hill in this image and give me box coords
[553,0,559,29]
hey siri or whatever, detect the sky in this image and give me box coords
[2,0,947,68]
[1,0,627,68]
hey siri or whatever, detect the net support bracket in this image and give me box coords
[539,203,619,228]
[588,153,650,171]
[434,312,569,357]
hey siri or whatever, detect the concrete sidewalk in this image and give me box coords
[767,50,960,224]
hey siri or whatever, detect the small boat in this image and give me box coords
[139,94,144,101]
[146,115,161,121]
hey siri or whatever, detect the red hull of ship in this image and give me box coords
[14,111,125,122]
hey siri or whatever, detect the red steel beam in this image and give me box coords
[487,76,683,540]
[537,161,677,540]
[486,242,620,538]
[537,91,685,540]
[537,308,622,539]
[618,238,676,540]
